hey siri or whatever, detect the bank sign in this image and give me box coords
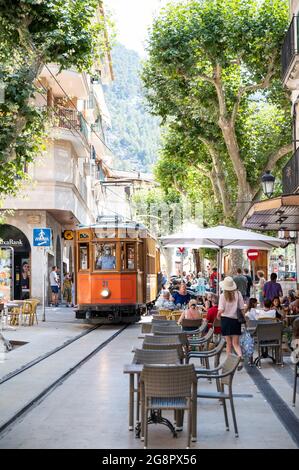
[33,228,52,247]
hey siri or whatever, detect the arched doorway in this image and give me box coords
[0,224,31,301]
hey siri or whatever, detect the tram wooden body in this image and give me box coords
[75,220,161,324]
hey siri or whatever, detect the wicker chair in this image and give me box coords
[143,335,181,345]
[186,337,226,372]
[140,364,197,449]
[181,318,202,331]
[141,323,153,334]
[196,354,241,437]
[254,322,283,368]
[142,343,185,363]
[152,314,170,321]
[27,298,40,325]
[152,324,182,335]
[188,327,214,352]
[133,348,180,365]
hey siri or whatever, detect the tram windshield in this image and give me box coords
[94,243,116,270]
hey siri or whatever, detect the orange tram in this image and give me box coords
[75,218,161,324]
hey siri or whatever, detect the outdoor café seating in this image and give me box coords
[140,364,197,449]
[196,354,241,437]
[254,321,284,368]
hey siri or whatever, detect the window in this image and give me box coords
[79,244,89,270]
[121,243,136,270]
[126,244,135,270]
[94,243,116,270]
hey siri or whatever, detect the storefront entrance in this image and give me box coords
[0,224,31,301]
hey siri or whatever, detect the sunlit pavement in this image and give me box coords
[0,310,298,449]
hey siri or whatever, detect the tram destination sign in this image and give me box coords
[33,228,52,247]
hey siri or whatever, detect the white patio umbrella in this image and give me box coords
[160,225,286,294]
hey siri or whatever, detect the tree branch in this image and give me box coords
[231,54,277,125]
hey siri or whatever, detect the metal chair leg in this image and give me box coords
[230,397,239,437]
[222,398,229,431]
[293,364,298,407]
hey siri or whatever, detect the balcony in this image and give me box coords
[282,146,299,194]
[52,106,90,156]
[282,15,299,88]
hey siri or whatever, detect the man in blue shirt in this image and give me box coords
[96,246,116,270]
[171,283,191,306]
[263,273,283,302]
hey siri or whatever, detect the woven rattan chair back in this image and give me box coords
[133,348,180,365]
[152,315,170,321]
[220,354,240,386]
[256,322,283,343]
[142,343,185,361]
[141,364,195,398]
[152,324,182,335]
[181,318,202,329]
[141,323,152,334]
[143,335,181,345]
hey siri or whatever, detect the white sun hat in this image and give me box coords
[220,276,237,292]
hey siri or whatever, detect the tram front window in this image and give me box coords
[95,243,116,270]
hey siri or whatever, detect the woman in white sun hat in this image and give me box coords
[217,276,246,370]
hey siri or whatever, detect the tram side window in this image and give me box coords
[79,244,89,270]
[126,244,135,270]
[95,243,116,270]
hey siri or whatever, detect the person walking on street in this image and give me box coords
[243,268,253,302]
[256,271,266,306]
[209,267,219,294]
[233,268,248,300]
[263,272,283,302]
[217,276,245,370]
[63,272,72,307]
[50,266,59,307]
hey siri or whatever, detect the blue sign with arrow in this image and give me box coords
[33,228,52,247]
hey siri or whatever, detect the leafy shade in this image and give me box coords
[142,0,292,225]
[0,0,109,197]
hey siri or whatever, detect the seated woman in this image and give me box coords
[178,299,201,324]
[271,297,284,320]
[245,298,259,321]
[171,283,191,307]
[206,295,221,334]
[155,290,175,310]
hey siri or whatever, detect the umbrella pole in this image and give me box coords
[218,247,223,297]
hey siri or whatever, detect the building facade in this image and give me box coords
[0,30,113,304]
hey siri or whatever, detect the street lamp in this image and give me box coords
[261,170,276,198]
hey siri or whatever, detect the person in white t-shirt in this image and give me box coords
[50,266,60,307]
[245,298,259,321]
[257,299,276,319]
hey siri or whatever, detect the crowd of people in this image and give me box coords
[155,268,299,370]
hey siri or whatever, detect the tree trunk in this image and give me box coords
[229,249,244,276]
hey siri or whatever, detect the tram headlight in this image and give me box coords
[101,288,111,299]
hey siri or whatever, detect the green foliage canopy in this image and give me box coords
[142,0,292,225]
[0,0,108,196]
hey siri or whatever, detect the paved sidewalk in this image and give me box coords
[0,317,298,449]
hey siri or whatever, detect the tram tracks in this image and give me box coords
[0,324,100,385]
[0,324,129,437]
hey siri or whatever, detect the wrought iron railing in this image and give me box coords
[54,106,89,143]
[282,146,299,194]
[282,16,299,81]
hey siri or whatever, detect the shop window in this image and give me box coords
[94,243,116,270]
[79,244,89,270]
